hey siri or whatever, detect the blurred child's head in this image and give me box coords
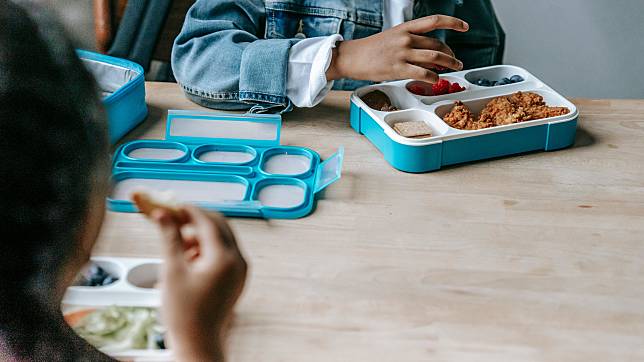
[0,0,110,306]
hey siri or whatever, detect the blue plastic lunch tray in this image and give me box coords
[350,65,579,173]
[78,50,147,144]
[108,111,344,219]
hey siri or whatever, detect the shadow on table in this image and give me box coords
[572,128,597,149]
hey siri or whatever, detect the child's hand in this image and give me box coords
[326,15,469,83]
[152,205,247,362]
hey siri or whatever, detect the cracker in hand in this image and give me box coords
[132,191,184,221]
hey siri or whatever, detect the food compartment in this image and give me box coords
[122,141,189,162]
[253,178,308,209]
[464,65,531,87]
[259,147,314,177]
[193,144,257,165]
[405,75,467,98]
[127,263,161,289]
[73,259,124,288]
[433,89,575,132]
[110,172,250,205]
[63,305,169,355]
[383,109,449,139]
[355,84,419,112]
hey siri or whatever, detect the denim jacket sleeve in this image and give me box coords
[171,0,298,112]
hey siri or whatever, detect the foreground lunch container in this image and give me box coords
[63,256,171,361]
[350,65,579,173]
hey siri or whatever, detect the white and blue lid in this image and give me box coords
[165,110,281,146]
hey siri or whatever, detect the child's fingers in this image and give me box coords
[181,205,231,261]
[403,64,439,84]
[410,35,455,57]
[405,15,469,34]
[407,49,463,71]
[152,209,186,271]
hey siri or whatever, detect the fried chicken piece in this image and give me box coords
[527,105,570,119]
[508,91,546,108]
[443,101,476,129]
[508,92,569,119]
[478,97,530,126]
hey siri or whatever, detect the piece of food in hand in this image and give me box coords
[74,263,119,287]
[392,121,433,139]
[134,192,201,259]
[132,191,185,221]
[362,90,398,112]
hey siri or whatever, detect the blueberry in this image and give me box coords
[89,275,104,286]
[476,79,486,86]
[87,264,101,276]
[102,275,118,286]
[510,75,524,83]
[491,81,498,86]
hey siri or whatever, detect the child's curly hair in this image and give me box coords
[0,0,111,359]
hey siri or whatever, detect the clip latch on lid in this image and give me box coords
[314,147,344,193]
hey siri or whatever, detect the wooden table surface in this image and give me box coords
[95,82,644,362]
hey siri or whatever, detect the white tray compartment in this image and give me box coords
[354,83,422,111]
[383,109,450,139]
[111,177,248,204]
[127,262,162,289]
[64,257,163,307]
[429,88,578,140]
[463,65,535,87]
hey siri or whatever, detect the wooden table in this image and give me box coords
[95,83,644,362]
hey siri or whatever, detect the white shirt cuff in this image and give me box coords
[286,34,344,108]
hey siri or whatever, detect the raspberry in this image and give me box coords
[431,79,451,96]
[449,82,465,94]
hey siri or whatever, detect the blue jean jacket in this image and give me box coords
[172,0,504,112]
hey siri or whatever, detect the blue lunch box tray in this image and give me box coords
[78,50,148,143]
[108,110,344,219]
[350,65,579,173]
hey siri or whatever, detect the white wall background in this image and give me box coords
[491,0,644,99]
[32,0,644,99]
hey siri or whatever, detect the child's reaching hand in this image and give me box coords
[152,205,247,361]
[326,15,469,84]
